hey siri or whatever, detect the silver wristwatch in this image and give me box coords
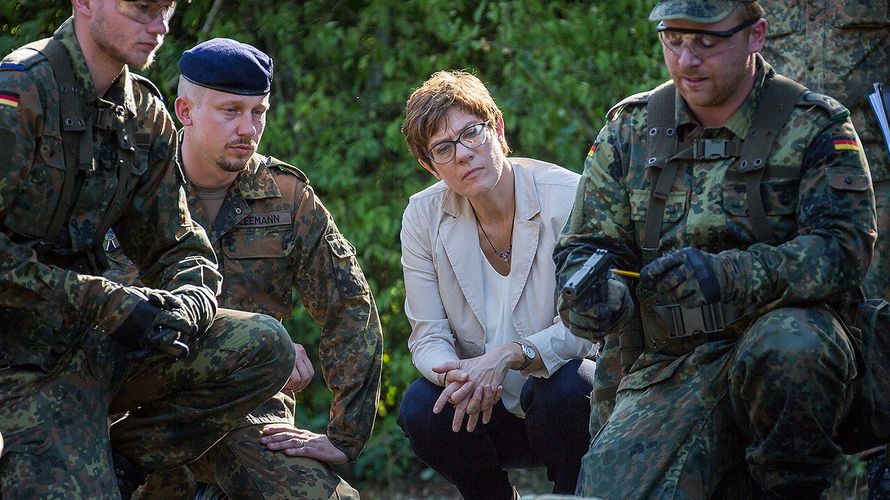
[510,340,536,370]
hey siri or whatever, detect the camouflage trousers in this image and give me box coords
[577,305,857,499]
[864,178,890,300]
[0,308,294,499]
[137,392,359,500]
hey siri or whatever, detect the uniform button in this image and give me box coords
[694,186,703,195]
[807,65,815,71]
[188,198,196,205]
[809,15,815,21]
[845,176,853,185]
[235,208,242,214]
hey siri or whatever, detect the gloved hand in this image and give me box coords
[562,277,633,340]
[110,288,199,359]
[640,247,728,308]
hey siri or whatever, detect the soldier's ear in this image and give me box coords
[747,18,767,53]
[71,0,93,18]
[174,96,193,126]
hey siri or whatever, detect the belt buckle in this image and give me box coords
[662,303,727,338]
[696,139,729,160]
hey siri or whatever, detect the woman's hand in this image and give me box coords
[432,344,524,432]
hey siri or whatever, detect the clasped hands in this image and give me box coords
[431,347,520,433]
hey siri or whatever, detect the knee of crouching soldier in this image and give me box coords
[216,308,294,383]
[733,307,832,380]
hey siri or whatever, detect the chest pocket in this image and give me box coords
[722,178,799,242]
[3,133,66,239]
[833,1,889,27]
[629,189,689,248]
[220,226,295,320]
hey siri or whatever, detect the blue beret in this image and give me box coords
[179,38,273,96]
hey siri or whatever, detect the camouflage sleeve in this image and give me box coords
[729,119,877,311]
[0,63,135,332]
[554,118,639,340]
[109,90,220,332]
[290,184,382,461]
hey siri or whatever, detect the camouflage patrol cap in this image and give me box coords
[179,38,273,96]
[649,0,753,23]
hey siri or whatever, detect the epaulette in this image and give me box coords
[797,91,850,121]
[266,155,309,184]
[607,91,650,120]
[0,44,48,72]
[130,73,164,102]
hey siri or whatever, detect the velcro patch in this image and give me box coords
[237,210,292,227]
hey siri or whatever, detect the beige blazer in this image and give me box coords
[401,157,593,385]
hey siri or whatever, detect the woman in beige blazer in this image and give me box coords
[396,70,596,500]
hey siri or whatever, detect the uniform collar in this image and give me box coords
[723,55,772,139]
[233,154,283,200]
[55,17,137,118]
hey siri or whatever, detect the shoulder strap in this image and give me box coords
[641,81,679,265]
[266,155,310,184]
[738,74,807,243]
[27,38,93,245]
[798,91,849,121]
[607,90,650,120]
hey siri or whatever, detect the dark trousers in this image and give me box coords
[397,358,593,500]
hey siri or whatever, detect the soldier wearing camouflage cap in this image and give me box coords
[555,0,875,497]
[106,38,382,499]
[0,1,295,497]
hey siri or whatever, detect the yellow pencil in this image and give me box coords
[611,269,640,279]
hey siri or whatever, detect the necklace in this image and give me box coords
[473,202,516,267]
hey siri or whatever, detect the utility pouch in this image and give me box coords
[836,298,890,453]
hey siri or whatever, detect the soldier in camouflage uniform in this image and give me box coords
[554,1,876,498]
[758,4,890,496]
[0,2,294,498]
[106,39,382,500]
[760,0,890,302]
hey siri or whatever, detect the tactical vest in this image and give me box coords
[617,75,848,361]
[2,38,159,273]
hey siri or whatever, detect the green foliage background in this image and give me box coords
[1,0,666,488]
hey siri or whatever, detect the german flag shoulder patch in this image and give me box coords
[0,92,19,109]
[833,139,861,152]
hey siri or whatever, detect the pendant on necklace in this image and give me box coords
[497,246,512,265]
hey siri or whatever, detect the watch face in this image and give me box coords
[522,344,536,360]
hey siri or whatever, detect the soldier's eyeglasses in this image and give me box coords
[657,17,761,59]
[426,123,490,165]
[117,0,177,24]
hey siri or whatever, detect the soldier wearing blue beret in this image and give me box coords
[108,38,382,499]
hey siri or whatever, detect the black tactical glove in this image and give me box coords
[110,288,199,359]
[562,277,633,340]
[640,247,729,308]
